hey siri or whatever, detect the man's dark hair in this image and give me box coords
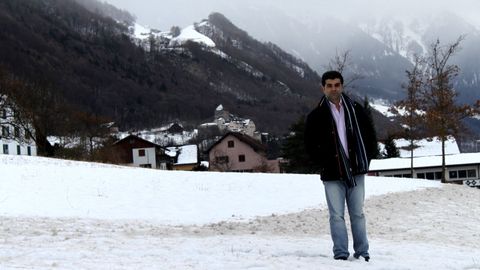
[321,70,344,86]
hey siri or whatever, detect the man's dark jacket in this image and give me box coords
[304,96,378,181]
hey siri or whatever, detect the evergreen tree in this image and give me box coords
[280,116,315,173]
[363,96,381,159]
[384,134,400,158]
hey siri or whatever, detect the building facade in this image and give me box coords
[369,153,480,187]
[0,107,37,156]
[112,135,171,169]
[208,132,279,173]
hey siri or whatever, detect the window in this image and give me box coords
[17,145,21,155]
[231,169,253,173]
[227,140,234,148]
[458,170,467,178]
[27,146,31,156]
[216,156,229,163]
[25,129,31,140]
[1,109,6,119]
[3,144,8,154]
[140,164,152,168]
[239,154,246,162]
[426,172,435,180]
[449,171,458,179]
[434,172,442,180]
[138,149,146,157]
[467,169,477,178]
[14,127,20,138]
[2,126,9,137]
[417,173,425,179]
[402,174,412,178]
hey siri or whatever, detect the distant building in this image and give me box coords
[112,135,172,169]
[208,132,279,173]
[213,104,258,139]
[167,123,184,134]
[166,144,199,171]
[369,153,480,187]
[0,105,37,157]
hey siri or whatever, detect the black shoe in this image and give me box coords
[354,255,370,262]
[334,256,348,260]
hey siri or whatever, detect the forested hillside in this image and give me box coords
[0,0,326,135]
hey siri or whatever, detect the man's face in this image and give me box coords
[322,78,343,104]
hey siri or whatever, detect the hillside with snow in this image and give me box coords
[0,155,479,269]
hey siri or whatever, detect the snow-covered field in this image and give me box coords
[0,155,479,269]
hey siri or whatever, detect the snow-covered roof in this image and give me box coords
[216,104,223,111]
[167,145,198,165]
[169,25,215,48]
[199,122,218,127]
[370,152,480,171]
[380,137,460,158]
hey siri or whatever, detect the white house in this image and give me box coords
[369,153,480,187]
[0,106,37,156]
[112,135,171,169]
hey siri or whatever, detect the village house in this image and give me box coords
[112,135,172,169]
[166,123,184,134]
[166,144,199,171]
[0,106,37,156]
[208,132,279,173]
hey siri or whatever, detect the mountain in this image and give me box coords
[202,4,480,105]
[356,11,480,103]
[0,0,327,136]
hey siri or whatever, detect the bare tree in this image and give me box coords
[0,67,69,156]
[0,69,36,145]
[252,158,274,173]
[209,149,232,171]
[391,55,426,177]
[421,36,480,182]
[327,49,363,91]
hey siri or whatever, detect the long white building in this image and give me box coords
[369,153,480,187]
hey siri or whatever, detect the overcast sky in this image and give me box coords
[103,0,480,31]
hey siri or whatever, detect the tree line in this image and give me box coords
[0,67,115,160]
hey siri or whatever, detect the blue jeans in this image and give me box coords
[323,175,369,259]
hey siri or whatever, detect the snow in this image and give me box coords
[117,127,197,146]
[0,154,479,269]
[170,25,216,48]
[167,144,198,165]
[356,14,430,63]
[132,22,151,39]
[379,137,460,157]
[370,152,480,171]
[370,102,396,117]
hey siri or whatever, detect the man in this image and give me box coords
[304,70,377,261]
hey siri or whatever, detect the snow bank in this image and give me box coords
[0,155,439,225]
